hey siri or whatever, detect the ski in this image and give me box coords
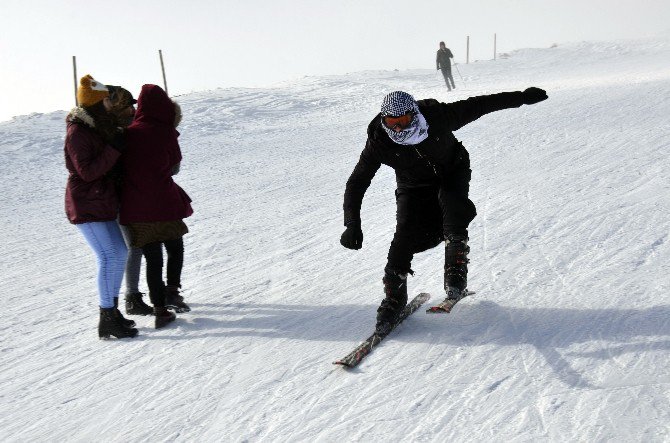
[425,290,475,313]
[333,292,431,368]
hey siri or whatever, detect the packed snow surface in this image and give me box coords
[1,36,669,441]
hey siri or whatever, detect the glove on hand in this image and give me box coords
[522,87,548,105]
[108,129,126,152]
[340,220,363,250]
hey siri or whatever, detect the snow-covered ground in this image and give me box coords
[1,35,669,441]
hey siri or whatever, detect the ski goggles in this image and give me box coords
[382,112,414,131]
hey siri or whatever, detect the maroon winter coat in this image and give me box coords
[64,108,121,224]
[119,84,193,225]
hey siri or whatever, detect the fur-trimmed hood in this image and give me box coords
[134,84,182,128]
[66,107,96,128]
[68,89,182,129]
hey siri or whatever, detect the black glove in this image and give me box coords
[340,220,363,250]
[522,87,548,105]
[108,129,126,152]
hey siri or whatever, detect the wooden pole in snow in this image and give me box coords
[466,36,470,64]
[494,33,497,60]
[159,50,168,95]
[72,56,78,106]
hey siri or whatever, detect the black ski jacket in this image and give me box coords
[343,91,525,225]
[436,48,454,70]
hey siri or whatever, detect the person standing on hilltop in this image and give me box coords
[64,75,138,339]
[104,86,157,318]
[436,41,456,91]
[119,84,193,329]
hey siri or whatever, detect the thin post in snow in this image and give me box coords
[494,33,497,60]
[466,36,470,64]
[159,49,168,95]
[72,56,78,106]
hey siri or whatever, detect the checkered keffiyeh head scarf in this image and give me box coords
[381,91,419,117]
[380,91,429,145]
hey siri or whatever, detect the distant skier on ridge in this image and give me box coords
[340,88,548,334]
[436,41,456,91]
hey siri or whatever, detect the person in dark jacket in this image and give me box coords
[340,87,548,334]
[64,75,138,339]
[119,84,193,329]
[436,41,456,91]
[106,86,155,317]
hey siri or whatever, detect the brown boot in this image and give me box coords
[154,306,176,329]
[165,285,191,313]
[125,292,154,316]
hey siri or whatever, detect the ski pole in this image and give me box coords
[453,63,465,88]
[454,63,464,81]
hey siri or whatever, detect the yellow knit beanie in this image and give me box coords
[77,75,110,107]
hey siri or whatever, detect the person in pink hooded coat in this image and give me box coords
[119,84,193,328]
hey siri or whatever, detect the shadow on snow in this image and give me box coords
[139,299,670,387]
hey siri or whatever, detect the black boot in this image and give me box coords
[125,292,154,316]
[444,232,470,299]
[114,297,136,327]
[154,306,176,329]
[99,307,138,339]
[376,269,409,335]
[165,285,191,313]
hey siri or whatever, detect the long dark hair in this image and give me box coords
[83,101,118,142]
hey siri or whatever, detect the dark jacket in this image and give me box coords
[64,108,122,224]
[343,91,525,225]
[436,48,454,70]
[119,84,193,225]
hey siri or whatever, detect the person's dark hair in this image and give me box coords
[83,101,118,142]
[107,85,137,109]
[440,41,445,46]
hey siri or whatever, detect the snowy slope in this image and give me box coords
[1,36,670,441]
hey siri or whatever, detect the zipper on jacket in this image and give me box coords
[413,147,438,176]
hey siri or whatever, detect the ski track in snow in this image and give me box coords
[1,36,670,441]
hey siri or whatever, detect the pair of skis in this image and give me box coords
[333,291,473,368]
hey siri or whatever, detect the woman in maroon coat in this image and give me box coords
[119,84,193,329]
[65,75,138,339]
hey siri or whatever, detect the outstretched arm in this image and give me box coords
[442,87,547,131]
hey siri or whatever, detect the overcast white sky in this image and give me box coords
[0,0,668,122]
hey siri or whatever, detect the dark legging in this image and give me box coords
[441,68,456,89]
[386,165,476,274]
[142,237,184,307]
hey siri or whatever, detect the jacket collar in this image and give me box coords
[66,107,96,128]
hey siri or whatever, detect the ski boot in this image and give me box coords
[113,297,136,327]
[125,292,154,316]
[376,268,409,335]
[99,307,138,339]
[165,285,191,313]
[444,232,469,300]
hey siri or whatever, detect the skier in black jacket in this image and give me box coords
[341,88,548,334]
[436,41,456,90]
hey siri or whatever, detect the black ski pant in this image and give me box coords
[386,163,476,275]
[441,68,456,90]
[142,237,184,307]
